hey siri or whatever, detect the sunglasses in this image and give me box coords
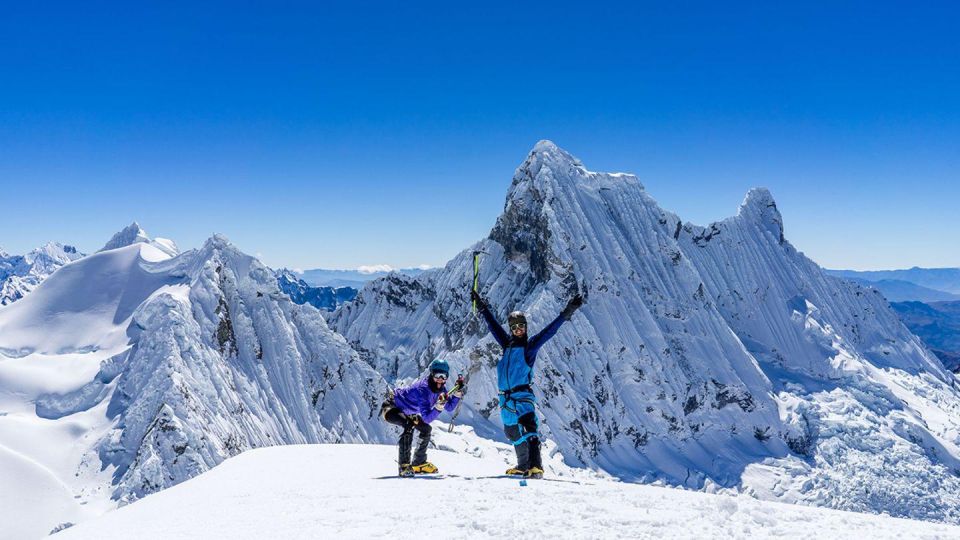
[432,373,448,381]
[510,323,526,330]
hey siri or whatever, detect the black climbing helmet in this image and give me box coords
[508,311,527,328]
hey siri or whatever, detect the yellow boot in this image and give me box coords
[525,467,544,479]
[505,467,526,476]
[412,462,438,474]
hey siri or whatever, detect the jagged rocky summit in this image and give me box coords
[331,140,960,522]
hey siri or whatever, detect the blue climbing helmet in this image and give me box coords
[429,358,450,377]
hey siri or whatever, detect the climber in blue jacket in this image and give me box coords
[471,290,584,478]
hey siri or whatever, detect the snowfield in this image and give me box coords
[54,439,960,539]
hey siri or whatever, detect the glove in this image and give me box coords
[470,290,487,310]
[451,375,465,398]
[561,294,584,320]
[434,393,447,411]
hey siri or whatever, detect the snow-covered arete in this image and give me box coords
[0,222,177,307]
[331,141,960,522]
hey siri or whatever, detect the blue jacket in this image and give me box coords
[478,304,567,392]
[392,376,461,423]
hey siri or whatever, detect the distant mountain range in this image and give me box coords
[826,268,960,301]
[890,301,960,371]
[274,269,357,312]
[298,266,432,288]
[837,277,960,303]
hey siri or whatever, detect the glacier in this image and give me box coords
[330,140,960,522]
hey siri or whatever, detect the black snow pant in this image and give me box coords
[381,400,432,466]
[504,412,542,470]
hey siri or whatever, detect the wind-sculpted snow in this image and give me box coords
[0,223,177,307]
[95,236,390,502]
[331,140,960,522]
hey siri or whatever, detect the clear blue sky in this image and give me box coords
[1,1,957,270]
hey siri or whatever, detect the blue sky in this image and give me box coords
[1,1,957,270]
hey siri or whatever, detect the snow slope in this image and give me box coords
[331,141,960,522]
[0,243,178,539]
[53,441,960,540]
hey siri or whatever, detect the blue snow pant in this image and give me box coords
[499,390,542,470]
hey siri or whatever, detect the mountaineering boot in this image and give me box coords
[524,467,544,479]
[528,436,543,470]
[513,439,531,471]
[412,462,438,474]
[505,466,527,476]
[398,427,414,467]
[399,463,414,477]
[412,431,431,465]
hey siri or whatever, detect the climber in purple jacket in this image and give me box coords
[380,359,464,476]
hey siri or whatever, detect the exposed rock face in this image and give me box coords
[274,268,357,312]
[331,141,960,521]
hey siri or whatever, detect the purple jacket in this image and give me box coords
[392,376,461,424]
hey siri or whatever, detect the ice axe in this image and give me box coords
[471,249,488,313]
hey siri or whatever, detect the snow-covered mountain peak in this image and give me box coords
[100,222,150,252]
[99,222,179,258]
[332,142,960,523]
[204,232,232,249]
[529,139,583,166]
[738,187,779,218]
